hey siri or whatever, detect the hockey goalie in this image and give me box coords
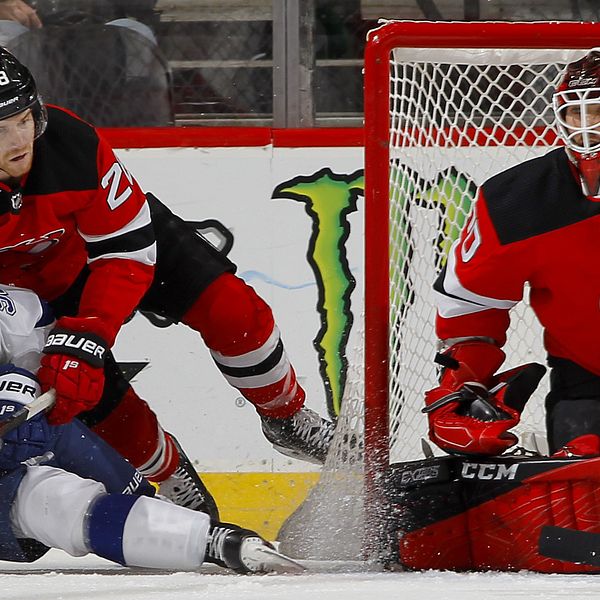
[390,48,600,574]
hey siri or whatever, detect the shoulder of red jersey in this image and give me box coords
[480,147,600,245]
[24,105,100,195]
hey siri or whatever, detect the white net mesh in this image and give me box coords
[278,34,590,562]
[279,332,365,560]
[385,48,585,462]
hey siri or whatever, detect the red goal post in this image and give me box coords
[364,20,600,495]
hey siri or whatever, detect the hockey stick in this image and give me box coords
[539,525,600,566]
[0,388,56,440]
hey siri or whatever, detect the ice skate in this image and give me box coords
[260,407,334,465]
[159,433,220,522]
[205,523,305,574]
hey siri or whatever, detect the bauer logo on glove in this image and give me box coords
[38,316,110,425]
[44,329,107,368]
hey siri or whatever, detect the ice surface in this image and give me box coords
[2,549,600,600]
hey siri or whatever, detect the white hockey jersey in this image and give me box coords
[0,284,53,373]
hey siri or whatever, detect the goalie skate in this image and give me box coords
[206,523,305,574]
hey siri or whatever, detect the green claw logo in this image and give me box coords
[424,166,477,261]
[273,168,364,418]
[392,164,476,267]
[272,165,475,419]
[389,165,477,373]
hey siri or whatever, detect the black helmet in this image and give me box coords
[0,47,46,138]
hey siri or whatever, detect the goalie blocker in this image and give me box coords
[385,454,600,573]
[423,342,547,456]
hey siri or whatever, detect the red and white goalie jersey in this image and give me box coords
[0,105,155,344]
[434,147,600,375]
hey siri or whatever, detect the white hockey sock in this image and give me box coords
[87,494,211,569]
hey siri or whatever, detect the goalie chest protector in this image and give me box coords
[386,455,600,573]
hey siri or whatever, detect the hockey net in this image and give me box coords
[278,21,600,563]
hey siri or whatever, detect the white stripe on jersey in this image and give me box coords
[86,243,157,266]
[79,201,156,265]
[78,201,152,243]
[436,238,519,319]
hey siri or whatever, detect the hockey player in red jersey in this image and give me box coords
[0,48,334,516]
[425,48,600,459]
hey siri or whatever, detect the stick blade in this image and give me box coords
[539,525,600,566]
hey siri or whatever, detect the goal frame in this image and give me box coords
[363,20,600,543]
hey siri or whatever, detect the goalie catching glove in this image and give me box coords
[38,316,109,425]
[423,341,546,455]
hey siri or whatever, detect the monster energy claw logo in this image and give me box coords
[273,168,364,418]
[272,165,474,419]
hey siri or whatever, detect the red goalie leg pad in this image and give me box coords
[552,434,600,458]
[467,467,600,573]
[398,511,473,570]
[396,457,600,573]
[183,273,305,418]
[90,387,178,479]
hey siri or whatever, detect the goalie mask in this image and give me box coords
[554,48,600,197]
[0,47,46,139]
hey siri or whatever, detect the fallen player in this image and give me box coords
[0,285,302,574]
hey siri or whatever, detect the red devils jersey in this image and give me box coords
[435,147,600,375]
[0,106,155,344]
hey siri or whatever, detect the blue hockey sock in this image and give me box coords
[87,494,140,565]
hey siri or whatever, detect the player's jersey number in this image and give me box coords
[460,211,482,263]
[101,160,134,210]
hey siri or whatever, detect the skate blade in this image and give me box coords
[270,443,323,466]
[253,546,306,574]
